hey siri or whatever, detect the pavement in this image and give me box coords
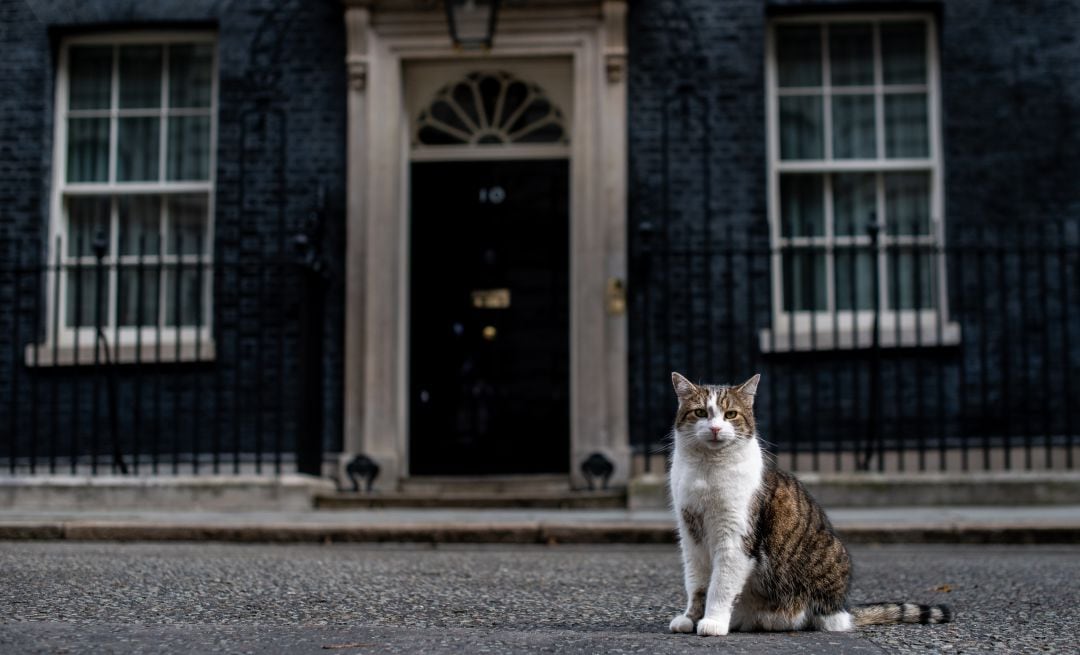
[2,541,1078,654]
[1,505,1079,543]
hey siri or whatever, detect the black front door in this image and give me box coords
[409,159,570,475]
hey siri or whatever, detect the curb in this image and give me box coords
[1,521,1077,544]
[836,524,1080,545]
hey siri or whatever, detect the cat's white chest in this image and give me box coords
[671,443,764,538]
[678,474,728,506]
[676,461,757,506]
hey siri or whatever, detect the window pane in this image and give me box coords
[884,93,929,158]
[118,267,160,326]
[118,45,162,108]
[169,44,213,108]
[65,268,108,328]
[885,172,931,235]
[780,174,824,237]
[782,249,826,311]
[164,268,204,326]
[117,117,160,182]
[779,96,823,160]
[776,25,822,87]
[835,248,875,310]
[828,23,873,86]
[166,194,209,255]
[889,251,934,310]
[68,45,112,110]
[833,172,876,236]
[832,94,876,159]
[882,22,927,85]
[167,116,211,180]
[66,118,110,182]
[67,196,111,258]
[118,195,161,256]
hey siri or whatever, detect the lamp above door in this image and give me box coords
[444,0,501,50]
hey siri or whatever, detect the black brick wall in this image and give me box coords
[627,0,1080,458]
[3,0,1078,470]
[940,0,1080,224]
[0,0,346,467]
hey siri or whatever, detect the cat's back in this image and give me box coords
[750,467,852,605]
[754,467,844,553]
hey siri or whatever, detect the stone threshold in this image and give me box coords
[316,489,626,510]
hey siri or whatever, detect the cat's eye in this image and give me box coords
[724,410,738,419]
[693,409,707,418]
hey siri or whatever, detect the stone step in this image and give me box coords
[399,475,574,495]
[315,489,626,509]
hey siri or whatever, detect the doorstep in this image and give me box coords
[320,475,625,509]
[316,489,626,509]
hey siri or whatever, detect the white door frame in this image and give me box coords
[341,1,628,489]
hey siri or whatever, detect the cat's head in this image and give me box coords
[670,372,760,449]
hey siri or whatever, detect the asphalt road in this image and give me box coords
[1,542,1077,654]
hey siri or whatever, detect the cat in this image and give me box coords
[667,371,952,636]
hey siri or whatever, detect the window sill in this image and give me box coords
[759,322,961,354]
[24,340,216,367]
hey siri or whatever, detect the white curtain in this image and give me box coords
[117,196,162,327]
[780,174,824,237]
[66,46,111,183]
[885,94,929,158]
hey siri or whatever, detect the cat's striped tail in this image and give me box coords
[852,602,952,626]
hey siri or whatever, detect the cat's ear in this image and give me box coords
[671,372,697,400]
[736,373,761,401]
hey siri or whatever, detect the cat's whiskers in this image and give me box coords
[649,430,677,456]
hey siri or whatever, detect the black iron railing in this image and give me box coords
[4,217,1077,476]
[0,229,326,476]
[632,219,1080,473]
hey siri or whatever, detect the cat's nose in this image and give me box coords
[710,427,721,436]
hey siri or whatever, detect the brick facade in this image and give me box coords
[1,0,1077,470]
[0,0,346,466]
[626,0,1080,454]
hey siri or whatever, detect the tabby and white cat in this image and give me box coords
[667,372,951,636]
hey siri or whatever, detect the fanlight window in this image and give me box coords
[415,71,568,146]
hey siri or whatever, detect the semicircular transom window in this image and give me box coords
[415,71,569,147]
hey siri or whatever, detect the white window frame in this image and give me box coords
[32,31,219,365]
[763,13,960,352]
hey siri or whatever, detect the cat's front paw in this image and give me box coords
[696,617,730,637]
[669,614,696,633]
